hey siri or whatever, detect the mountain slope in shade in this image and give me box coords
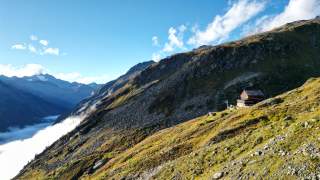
[0,74,101,131]
[16,18,320,179]
[0,80,66,132]
[0,74,100,108]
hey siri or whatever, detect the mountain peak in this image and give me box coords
[126,60,155,74]
[26,74,49,82]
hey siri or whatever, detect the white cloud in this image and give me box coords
[0,64,45,77]
[163,25,186,52]
[61,52,68,56]
[77,75,111,84]
[43,47,59,56]
[28,44,37,53]
[0,119,55,144]
[151,25,187,61]
[152,36,159,46]
[12,43,60,56]
[0,115,84,180]
[178,24,187,32]
[30,35,38,41]
[39,39,49,46]
[11,44,26,50]
[12,35,61,56]
[55,72,112,84]
[188,0,266,46]
[151,0,266,60]
[0,64,110,84]
[0,95,103,180]
[251,0,320,33]
[191,24,199,33]
[152,52,161,61]
[55,72,82,81]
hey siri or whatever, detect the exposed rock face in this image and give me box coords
[16,18,320,179]
[212,172,224,179]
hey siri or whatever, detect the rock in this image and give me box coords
[193,169,203,175]
[212,151,217,155]
[92,159,107,170]
[255,137,263,145]
[248,160,257,165]
[260,98,283,107]
[310,118,318,123]
[208,112,216,116]
[254,150,263,156]
[212,172,224,179]
[279,150,286,156]
[283,116,293,121]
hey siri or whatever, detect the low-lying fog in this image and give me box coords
[0,115,84,180]
[0,116,59,144]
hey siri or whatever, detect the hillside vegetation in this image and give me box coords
[16,18,320,179]
[91,77,320,179]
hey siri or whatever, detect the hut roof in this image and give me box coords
[243,90,264,97]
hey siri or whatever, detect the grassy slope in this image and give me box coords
[90,77,320,179]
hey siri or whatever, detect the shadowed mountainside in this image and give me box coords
[0,80,66,131]
[0,74,101,131]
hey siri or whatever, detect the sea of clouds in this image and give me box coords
[0,115,84,180]
[0,116,59,144]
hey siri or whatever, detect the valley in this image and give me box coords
[0,74,100,132]
[0,115,58,144]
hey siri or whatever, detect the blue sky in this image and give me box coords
[0,0,319,84]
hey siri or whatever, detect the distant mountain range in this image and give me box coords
[0,74,102,131]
